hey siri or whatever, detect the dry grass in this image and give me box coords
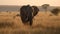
[0,11,60,34]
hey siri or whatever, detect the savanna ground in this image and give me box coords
[0,11,60,34]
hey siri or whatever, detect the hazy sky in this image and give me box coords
[0,0,60,6]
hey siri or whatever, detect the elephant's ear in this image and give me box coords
[32,6,39,17]
[33,6,39,12]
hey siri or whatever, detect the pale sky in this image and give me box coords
[0,0,60,6]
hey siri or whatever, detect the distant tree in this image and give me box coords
[51,8,60,16]
[41,4,50,12]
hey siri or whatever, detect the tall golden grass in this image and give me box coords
[0,11,60,34]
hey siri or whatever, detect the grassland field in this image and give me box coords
[0,11,60,34]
